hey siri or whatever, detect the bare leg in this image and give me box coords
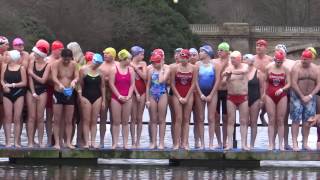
[276,97,287,151]
[26,92,36,148]
[91,98,102,148]
[37,93,47,147]
[225,100,236,150]
[181,95,193,150]
[249,100,260,149]
[136,94,145,148]
[172,96,183,150]
[45,108,53,146]
[196,97,205,149]
[64,105,75,149]
[302,122,311,150]
[265,96,276,150]
[130,95,138,148]
[239,101,249,150]
[81,97,92,148]
[110,99,121,149]
[208,95,218,149]
[53,104,63,149]
[121,99,132,149]
[3,97,13,147]
[13,97,24,148]
[158,94,168,150]
[149,98,158,149]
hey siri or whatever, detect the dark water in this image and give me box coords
[0,163,319,179]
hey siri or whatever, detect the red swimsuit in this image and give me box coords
[135,67,146,95]
[266,72,287,104]
[175,71,193,98]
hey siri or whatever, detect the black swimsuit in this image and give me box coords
[82,73,102,104]
[3,65,26,102]
[33,62,48,95]
[248,70,260,107]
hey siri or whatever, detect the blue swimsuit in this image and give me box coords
[198,62,215,96]
[150,71,166,102]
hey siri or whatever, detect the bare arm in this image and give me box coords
[290,65,304,98]
[184,65,197,100]
[100,73,106,105]
[108,67,120,98]
[145,69,152,103]
[282,67,291,91]
[30,63,50,84]
[310,65,320,96]
[127,67,135,99]
[209,62,221,97]
[170,66,181,99]
[133,62,147,81]
[258,70,265,98]
[51,62,64,88]
[159,65,170,83]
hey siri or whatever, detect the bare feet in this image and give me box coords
[83,145,90,149]
[111,144,117,150]
[172,145,179,150]
[292,142,299,151]
[224,145,232,151]
[302,144,312,151]
[158,143,164,150]
[268,145,274,151]
[123,145,129,150]
[67,144,75,149]
[149,143,156,149]
[28,143,34,148]
[5,144,11,148]
[135,143,140,149]
[242,145,250,151]
[317,142,320,150]
[53,145,61,150]
[14,144,21,148]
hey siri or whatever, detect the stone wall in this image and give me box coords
[190,23,320,60]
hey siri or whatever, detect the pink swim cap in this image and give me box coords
[13,38,24,46]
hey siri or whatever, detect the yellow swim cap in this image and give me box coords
[118,49,132,61]
[103,47,116,59]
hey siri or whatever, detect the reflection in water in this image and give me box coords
[0,164,319,179]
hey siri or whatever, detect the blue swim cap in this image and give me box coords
[63,87,73,97]
[92,53,103,65]
[200,45,214,58]
[189,48,198,55]
[131,46,144,57]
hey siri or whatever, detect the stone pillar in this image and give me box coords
[221,23,250,53]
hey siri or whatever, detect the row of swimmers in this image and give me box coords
[0,36,319,151]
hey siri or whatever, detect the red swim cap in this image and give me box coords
[51,40,64,51]
[179,49,190,59]
[33,39,50,58]
[152,49,165,59]
[274,51,285,61]
[150,54,162,63]
[301,50,313,60]
[85,51,94,62]
[256,39,268,47]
